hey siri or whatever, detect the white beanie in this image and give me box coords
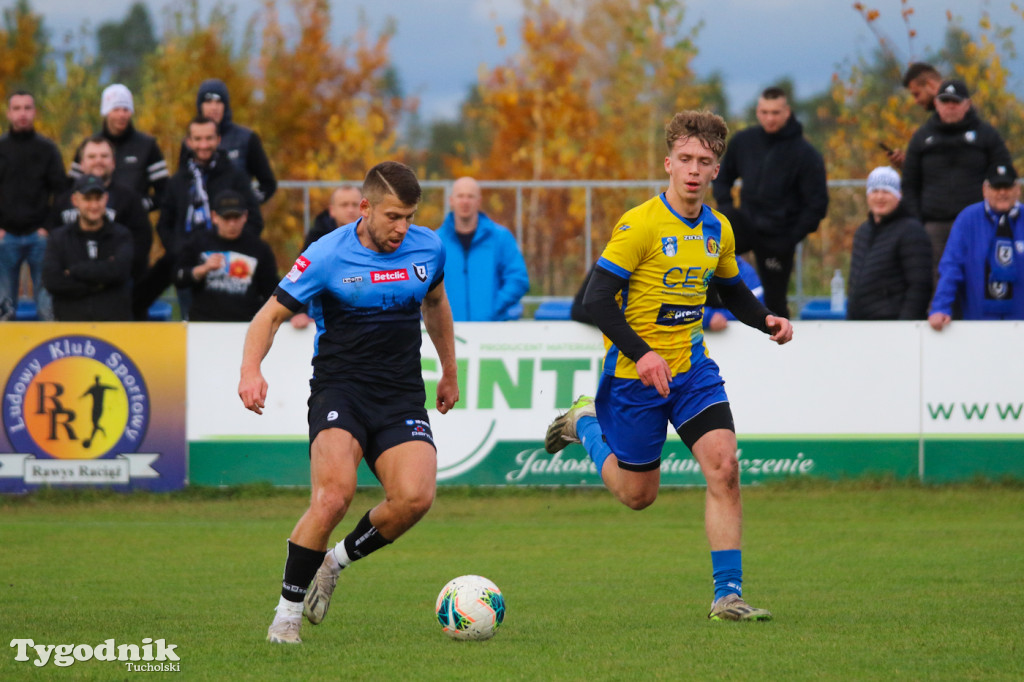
[100,84,134,117]
[866,166,901,200]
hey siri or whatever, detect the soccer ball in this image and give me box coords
[435,575,505,641]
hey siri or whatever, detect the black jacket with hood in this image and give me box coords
[178,79,277,203]
[712,115,829,254]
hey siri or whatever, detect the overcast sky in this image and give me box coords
[32,0,1024,119]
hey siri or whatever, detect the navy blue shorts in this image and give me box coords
[307,384,434,472]
[595,358,733,471]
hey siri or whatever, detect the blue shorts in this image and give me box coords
[595,358,731,470]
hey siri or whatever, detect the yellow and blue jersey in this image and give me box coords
[595,194,740,379]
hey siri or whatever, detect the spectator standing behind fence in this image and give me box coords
[712,86,828,319]
[52,135,152,317]
[174,190,278,322]
[180,79,277,204]
[150,116,263,318]
[901,79,1012,284]
[42,175,133,321]
[70,84,168,213]
[885,63,943,169]
[436,176,529,321]
[846,166,933,320]
[0,91,67,321]
[929,164,1024,328]
[290,186,363,330]
[304,186,363,250]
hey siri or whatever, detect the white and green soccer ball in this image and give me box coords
[435,575,505,641]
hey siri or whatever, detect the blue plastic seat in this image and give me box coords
[505,303,524,320]
[533,298,574,320]
[799,297,845,320]
[147,301,173,321]
[15,299,38,321]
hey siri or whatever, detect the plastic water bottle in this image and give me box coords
[830,269,845,312]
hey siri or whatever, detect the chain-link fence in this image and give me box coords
[277,178,871,313]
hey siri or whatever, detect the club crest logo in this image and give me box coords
[705,237,720,256]
[661,236,678,257]
[3,336,150,461]
[997,242,1014,266]
[413,262,428,282]
[988,281,1010,299]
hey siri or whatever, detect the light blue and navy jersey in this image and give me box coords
[275,220,446,393]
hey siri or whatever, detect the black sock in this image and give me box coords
[281,540,326,603]
[342,510,393,561]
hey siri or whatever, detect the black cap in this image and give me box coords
[935,79,970,103]
[212,189,247,217]
[987,164,1018,188]
[73,174,107,196]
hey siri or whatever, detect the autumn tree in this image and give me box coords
[252,0,414,260]
[96,2,159,92]
[0,0,47,103]
[451,0,711,294]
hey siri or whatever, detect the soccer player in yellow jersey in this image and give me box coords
[545,110,793,621]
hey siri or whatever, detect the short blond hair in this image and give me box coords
[665,110,728,159]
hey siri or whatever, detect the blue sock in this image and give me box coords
[711,549,743,601]
[576,415,612,474]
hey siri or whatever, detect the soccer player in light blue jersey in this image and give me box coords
[239,161,459,644]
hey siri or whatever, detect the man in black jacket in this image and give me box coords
[712,86,829,318]
[146,116,263,317]
[42,175,133,321]
[70,84,168,212]
[902,79,1012,283]
[52,136,152,303]
[179,79,277,204]
[847,166,932,320]
[0,91,68,321]
[174,190,278,322]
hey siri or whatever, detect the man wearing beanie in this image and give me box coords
[847,166,932,320]
[178,79,277,204]
[71,83,168,213]
[902,79,1012,283]
[929,164,1024,327]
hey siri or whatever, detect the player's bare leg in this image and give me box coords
[691,428,771,621]
[270,429,361,642]
[368,440,438,539]
[690,428,742,551]
[598,459,659,510]
[293,428,362,549]
[545,395,659,509]
[305,440,436,626]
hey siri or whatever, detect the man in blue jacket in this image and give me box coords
[437,177,529,321]
[929,164,1024,328]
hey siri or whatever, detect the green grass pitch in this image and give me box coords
[2,481,1022,681]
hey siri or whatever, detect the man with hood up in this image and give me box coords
[180,79,277,204]
[712,86,829,319]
